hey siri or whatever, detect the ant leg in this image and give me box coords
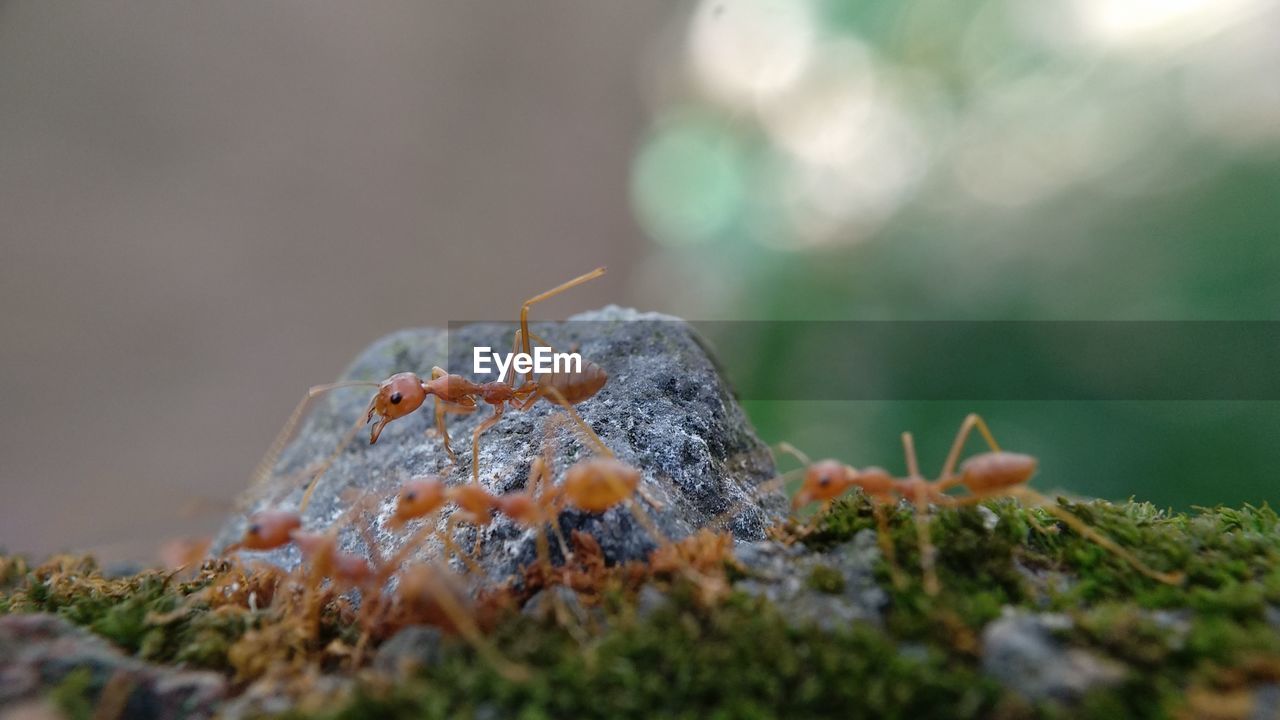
[471,404,506,486]
[424,562,531,683]
[901,432,922,478]
[702,468,800,532]
[1012,488,1184,585]
[546,512,573,562]
[870,500,908,590]
[518,267,607,383]
[531,422,575,562]
[441,529,482,576]
[538,385,612,458]
[430,401,477,454]
[937,490,1183,585]
[441,513,484,576]
[899,431,940,594]
[298,418,365,513]
[250,380,380,490]
[775,442,813,467]
[936,414,1002,490]
[539,385,666,543]
[911,491,940,596]
[620,497,667,545]
[380,514,480,581]
[433,399,463,463]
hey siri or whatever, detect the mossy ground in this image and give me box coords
[3,498,1279,719]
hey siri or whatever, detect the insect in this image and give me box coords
[224,509,302,553]
[387,474,483,575]
[780,414,1184,595]
[246,267,610,516]
[490,424,576,571]
[226,498,530,681]
[362,267,609,483]
[541,400,667,546]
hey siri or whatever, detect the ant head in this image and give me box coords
[793,460,854,509]
[239,510,301,551]
[562,458,641,513]
[366,372,427,443]
[392,475,447,526]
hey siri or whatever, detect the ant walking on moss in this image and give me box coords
[778,414,1184,595]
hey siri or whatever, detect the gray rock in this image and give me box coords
[982,608,1127,704]
[217,674,351,720]
[212,307,783,585]
[633,585,669,619]
[523,586,584,620]
[733,530,887,631]
[1254,684,1280,720]
[372,625,444,677]
[0,614,225,720]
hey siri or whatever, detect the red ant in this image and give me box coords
[225,498,530,681]
[361,267,608,482]
[777,414,1184,595]
[255,267,610,514]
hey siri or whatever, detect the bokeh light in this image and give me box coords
[631,113,749,247]
[630,0,1280,510]
[688,0,817,107]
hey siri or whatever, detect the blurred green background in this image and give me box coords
[2,0,1276,560]
[630,0,1280,510]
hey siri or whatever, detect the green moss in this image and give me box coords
[318,592,1001,720]
[0,557,255,670]
[806,563,846,594]
[3,499,1280,719]
[48,668,95,720]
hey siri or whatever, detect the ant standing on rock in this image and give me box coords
[246,267,611,515]
[317,267,609,508]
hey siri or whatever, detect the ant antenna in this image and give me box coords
[516,267,605,383]
[250,380,380,491]
[297,418,365,514]
[775,442,813,468]
[937,413,1002,487]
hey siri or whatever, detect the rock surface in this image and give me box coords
[981,608,1127,704]
[733,531,887,630]
[212,307,784,582]
[0,613,225,720]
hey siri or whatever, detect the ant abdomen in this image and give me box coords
[537,360,608,405]
[562,458,640,513]
[959,451,1038,492]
